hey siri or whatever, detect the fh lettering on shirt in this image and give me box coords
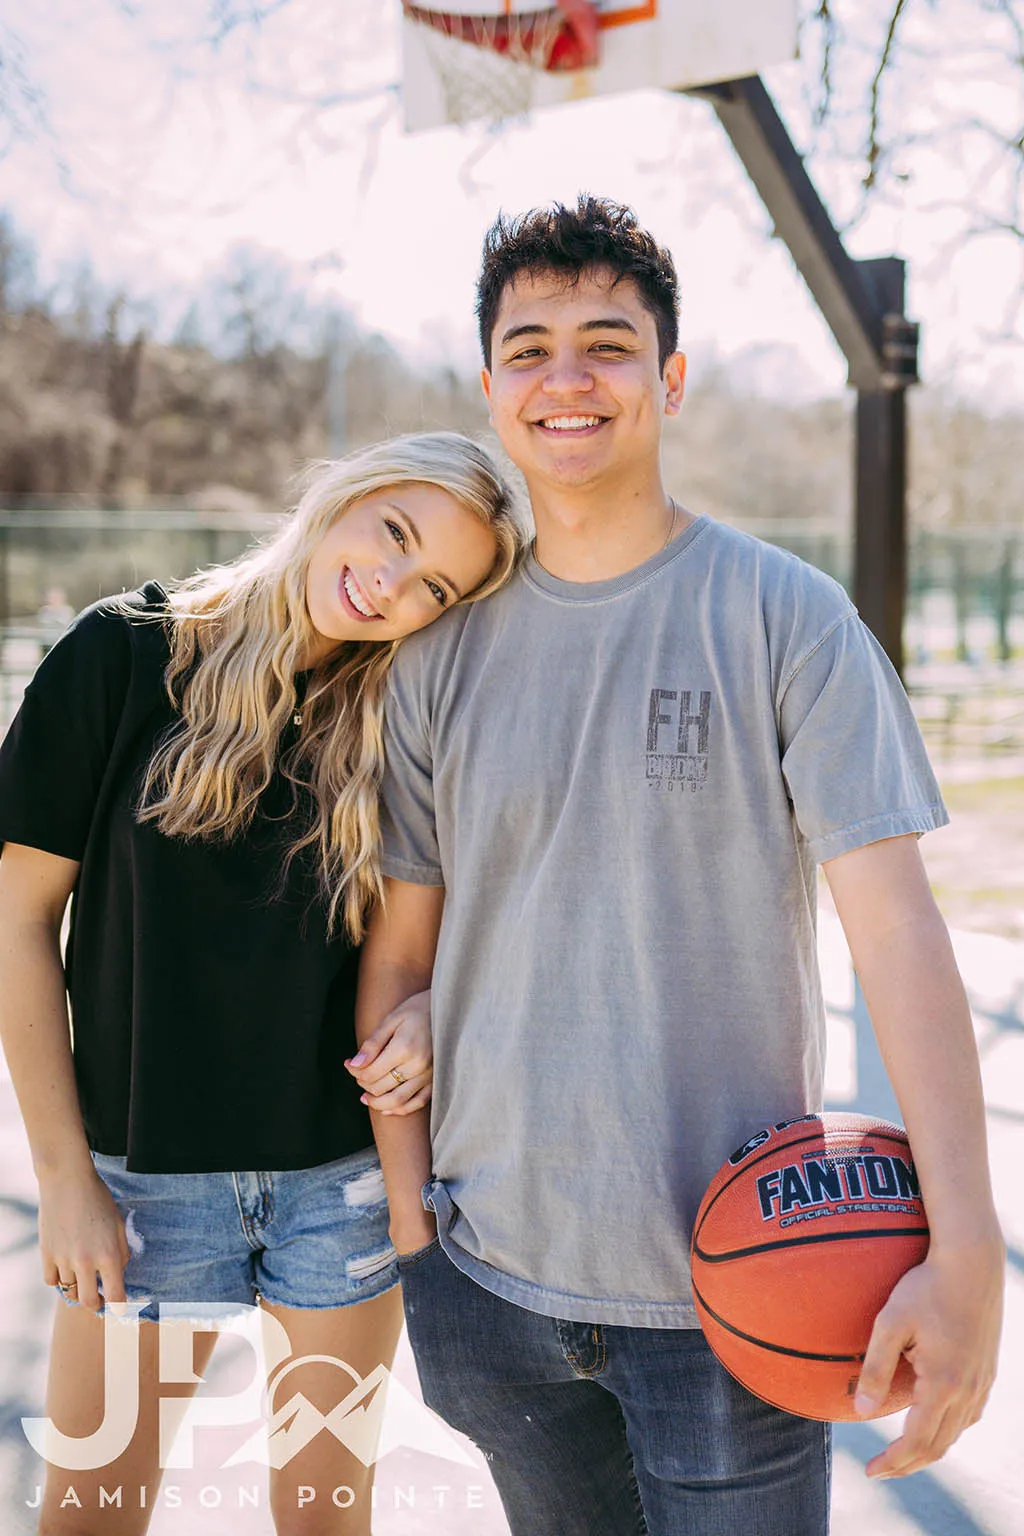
[646,688,712,791]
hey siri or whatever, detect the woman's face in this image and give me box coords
[303,483,499,662]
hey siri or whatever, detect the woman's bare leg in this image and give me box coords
[36,1304,218,1536]
[262,1287,404,1536]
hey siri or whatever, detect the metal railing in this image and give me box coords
[1,510,1021,760]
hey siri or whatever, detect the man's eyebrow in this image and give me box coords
[578,317,638,337]
[499,317,639,347]
[499,322,551,347]
[389,503,462,600]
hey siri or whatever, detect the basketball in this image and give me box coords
[690,1112,930,1421]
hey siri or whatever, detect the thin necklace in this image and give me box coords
[659,498,679,555]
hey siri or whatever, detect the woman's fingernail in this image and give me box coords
[350,1052,367,1066]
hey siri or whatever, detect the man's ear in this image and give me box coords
[663,351,687,417]
[480,367,492,406]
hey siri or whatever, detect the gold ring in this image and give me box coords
[390,1068,407,1087]
[57,1279,78,1296]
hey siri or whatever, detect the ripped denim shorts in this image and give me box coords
[84,1145,398,1321]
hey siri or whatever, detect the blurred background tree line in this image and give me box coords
[0,0,1021,674]
[3,197,1020,528]
[0,212,483,513]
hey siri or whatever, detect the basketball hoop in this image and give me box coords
[401,2,601,128]
[401,1,800,134]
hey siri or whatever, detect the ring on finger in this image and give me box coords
[390,1068,407,1087]
[57,1279,79,1297]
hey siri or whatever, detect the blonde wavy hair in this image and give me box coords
[137,432,524,941]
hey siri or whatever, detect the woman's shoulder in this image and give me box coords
[24,582,172,715]
[88,579,170,630]
[64,580,172,659]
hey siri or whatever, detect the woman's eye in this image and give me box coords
[427,581,448,608]
[385,519,407,550]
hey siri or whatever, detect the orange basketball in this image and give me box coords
[690,1112,929,1421]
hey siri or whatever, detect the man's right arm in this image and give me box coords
[355,877,445,1255]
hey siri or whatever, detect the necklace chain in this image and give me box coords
[659,498,678,556]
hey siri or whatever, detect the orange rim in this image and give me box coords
[599,1,657,28]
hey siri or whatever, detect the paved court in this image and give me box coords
[1,908,1021,1535]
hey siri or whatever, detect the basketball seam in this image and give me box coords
[691,1282,865,1363]
[692,1224,930,1265]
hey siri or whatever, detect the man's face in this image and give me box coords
[481,266,685,494]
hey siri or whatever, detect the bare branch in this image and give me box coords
[814,1,836,126]
[864,0,911,190]
[984,0,1023,64]
[0,21,50,158]
[205,2,294,47]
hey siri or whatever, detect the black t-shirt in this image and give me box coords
[0,583,373,1172]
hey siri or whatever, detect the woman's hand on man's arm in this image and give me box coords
[346,987,432,1115]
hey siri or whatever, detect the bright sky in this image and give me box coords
[2,0,1022,404]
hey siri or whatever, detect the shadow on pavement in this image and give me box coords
[824,956,1017,1536]
[836,1422,992,1536]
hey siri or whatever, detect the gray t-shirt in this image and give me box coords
[381,515,947,1326]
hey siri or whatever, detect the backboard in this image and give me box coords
[401,0,799,132]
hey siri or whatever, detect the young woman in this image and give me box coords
[0,432,522,1535]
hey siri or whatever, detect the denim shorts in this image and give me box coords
[84,1145,398,1321]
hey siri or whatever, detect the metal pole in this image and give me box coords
[853,258,913,675]
[855,389,907,674]
[690,79,920,677]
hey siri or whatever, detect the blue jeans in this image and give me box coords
[399,1240,831,1536]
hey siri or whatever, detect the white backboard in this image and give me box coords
[401,0,799,132]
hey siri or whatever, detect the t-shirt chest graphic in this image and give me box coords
[646,685,712,790]
[434,634,715,846]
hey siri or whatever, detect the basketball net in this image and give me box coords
[402,2,601,128]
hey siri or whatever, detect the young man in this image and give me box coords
[352,197,1004,1535]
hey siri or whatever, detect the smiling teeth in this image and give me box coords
[542,416,603,430]
[344,569,379,618]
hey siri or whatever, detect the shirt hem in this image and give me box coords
[381,854,445,886]
[91,1138,377,1176]
[435,1233,700,1328]
[809,803,950,865]
[0,824,85,861]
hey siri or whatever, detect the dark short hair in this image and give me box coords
[476,194,680,370]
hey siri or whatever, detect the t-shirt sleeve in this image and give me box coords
[778,613,948,864]
[380,648,444,887]
[0,604,133,861]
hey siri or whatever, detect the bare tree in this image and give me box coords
[798,1,1024,330]
[0,17,53,162]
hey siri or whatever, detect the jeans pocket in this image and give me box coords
[396,1236,442,1270]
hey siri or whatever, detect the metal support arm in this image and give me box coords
[686,75,920,671]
